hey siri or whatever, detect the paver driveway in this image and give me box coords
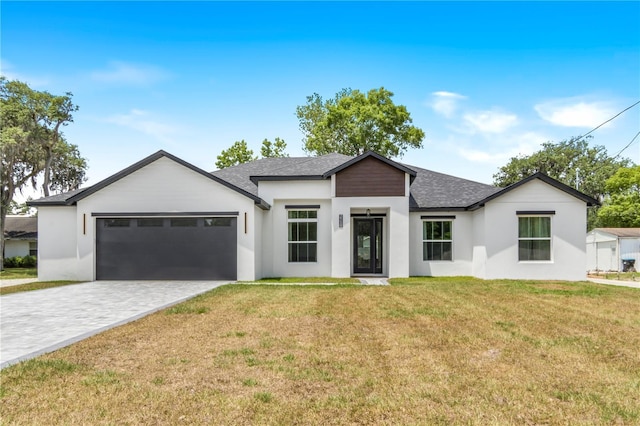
[0,281,228,368]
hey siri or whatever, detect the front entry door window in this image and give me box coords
[353,218,383,274]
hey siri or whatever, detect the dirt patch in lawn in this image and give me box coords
[2,279,639,424]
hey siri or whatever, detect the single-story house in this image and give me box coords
[3,216,38,259]
[29,150,598,282]
[586,228,640,272]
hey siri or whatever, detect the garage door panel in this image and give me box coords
[96,217,237,280]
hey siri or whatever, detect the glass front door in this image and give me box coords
[353,218,383,274]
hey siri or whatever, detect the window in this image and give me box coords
[29,241,37,256]
[170,218,198,227]
[138,218,163,227]
[288,210,317,262]
[205,218,232,227]
[518,216,551,261]
[423,220,453,261]
[104,219,130,227]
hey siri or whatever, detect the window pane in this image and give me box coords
[299,222,308,241]
[205,218,232,227]
[171,218,198,227]
[423,242,429,260]
[288,211,298,219]
[309,222,317,241]
[442,242,453,260]
[519,217,530,238]
[288,243,297,262]
[308,243,317,262]
[288,223,298,242]
[519,240,551,261]
[423,222,428,241]
[104,219,130,227]
[443,222,452,240]
[298,211,308,219]
[307,211,317,219]
[432,222,442,240]
[531,217,550,238]
[138,218,163,227]
[298,243,309,262]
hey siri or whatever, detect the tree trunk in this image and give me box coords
[0,190,10,271]
[42,145,54,197]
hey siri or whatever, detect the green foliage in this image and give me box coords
[493,137,631,230]
[215,140,257,169]
[296,87,425,158]
[1,77,86,269]
[2,255,37,268]
[493,136,630,201]
[597,166,640,227]
[260,137,288,158]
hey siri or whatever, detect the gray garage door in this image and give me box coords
[96,217,237,280]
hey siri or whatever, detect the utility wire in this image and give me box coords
[611,130,640,160]
[576,100,640,141]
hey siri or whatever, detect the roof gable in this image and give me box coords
[468,172,600,209]
[323,151,416,180]
[29,151,269,209]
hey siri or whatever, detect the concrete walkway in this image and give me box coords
[0,281,228,369]
[0,278,39,288]
[587,277,640,289]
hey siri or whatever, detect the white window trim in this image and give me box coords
[287,209,318,263]
[517,215,553,263]
[422,219,454,262]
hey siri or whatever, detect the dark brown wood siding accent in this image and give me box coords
[336,157,406,197]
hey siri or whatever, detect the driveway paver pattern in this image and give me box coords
[0,281,228,368]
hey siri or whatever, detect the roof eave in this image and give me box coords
[322,151,417,179]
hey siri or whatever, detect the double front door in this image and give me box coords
[353,218,383,274]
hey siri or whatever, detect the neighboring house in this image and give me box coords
[29,150,598,282]
[586,228,640,272]
[3,216,38,259]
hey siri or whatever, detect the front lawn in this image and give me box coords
[1,277,639,424]
[0,267,37,279]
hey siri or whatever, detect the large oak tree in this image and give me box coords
[296,87,425,158]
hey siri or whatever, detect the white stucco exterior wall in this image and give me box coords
[409,211,475,276]
[4,240,33,258]
[40,157,260,281]
[482,179,587,281]
[331,196,409,278]
[37,206,79,281]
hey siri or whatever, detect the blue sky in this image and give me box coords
[2,1,639,200]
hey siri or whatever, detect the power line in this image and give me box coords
[611,130,640,160]
[577,100,640,141]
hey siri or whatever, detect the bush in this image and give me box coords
[22,255,37,268]
[2,256,37,268]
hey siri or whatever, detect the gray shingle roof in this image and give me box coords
[407,165,501,210]
[4,216,38,239]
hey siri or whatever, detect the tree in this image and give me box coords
[260,137,288,158]
[597,166,640,227]
[296,87,425,158]
[215,140,256,169]
[1,77,87,269]
[493,137,631,230]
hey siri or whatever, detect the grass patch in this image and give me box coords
[0,280,82,295]
[1,278,639,424]
[165,304,210,315]
[0,267,37,279]
[245,276,361,284]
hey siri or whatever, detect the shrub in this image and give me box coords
[3,256,22,268]
[21,255,37,267]
[2,256,37,268]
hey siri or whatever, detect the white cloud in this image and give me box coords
[105,109,178,144]
[456,132,546,164]
[90,61,169,86]
[534,98,616,128]
[463,110,518,134]
[429,91,467,118]
[1,58,51,87]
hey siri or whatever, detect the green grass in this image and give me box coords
[0,267,37,279]
[2,277,638,425]
[0,280,82,295]
[245,276,361,284]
